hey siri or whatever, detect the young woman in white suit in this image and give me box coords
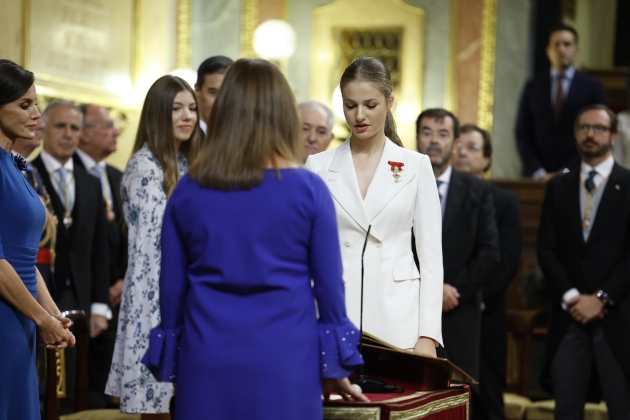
[305,57,443,355]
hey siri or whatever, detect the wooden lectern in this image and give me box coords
[323,333,477,420]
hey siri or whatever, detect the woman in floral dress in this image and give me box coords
[106,75,200,419]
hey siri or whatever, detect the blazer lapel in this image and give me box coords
[442,170,464,234]
[324,140,371,235]
[563,170,584,243]
[586,164,625,245]
[363,139,416,222]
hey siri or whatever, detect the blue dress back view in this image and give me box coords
[0,148,46,420]
[143,168,362,419]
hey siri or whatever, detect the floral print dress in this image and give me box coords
[105,143,187,413]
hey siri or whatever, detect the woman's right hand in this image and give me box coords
[322,377,370,402]
[37,315,73,349]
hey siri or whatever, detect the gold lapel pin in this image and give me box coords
[615,184,620,190]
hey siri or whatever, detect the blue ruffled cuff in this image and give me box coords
[319,321,363,379]
[141,325,182,382]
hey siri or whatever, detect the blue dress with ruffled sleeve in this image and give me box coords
[143,168,362,419]
[0,148,46,419]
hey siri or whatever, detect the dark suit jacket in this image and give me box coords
[516,70,606,176]
[73,154,128,284]
[426,170,500,378]
[481,185,523,383]
[32,155,110,315]
[537,163,630,392]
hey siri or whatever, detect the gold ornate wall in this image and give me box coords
[310,0,425,149]
[0,0,177,170]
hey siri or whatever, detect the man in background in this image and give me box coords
[415,108,499,418]
[516,24,605,180]
[32,100,111,405]
[538,104,630,419]
[298,100,334,162]
[74,104,127,408]
[195,55,233,136]
[452,124,523,420]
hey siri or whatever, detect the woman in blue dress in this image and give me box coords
[142,58,367,419]
[0,60,75,419]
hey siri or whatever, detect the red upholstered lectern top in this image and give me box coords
[323,333,476,419]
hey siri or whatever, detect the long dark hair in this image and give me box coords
[133,75,201,197]
[189,59,300,190]
[0,59,35,107]
[339,57,402,147]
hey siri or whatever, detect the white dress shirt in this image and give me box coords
[75,148,112,204]
[40,150,75,211]
[436,165,452,219]
[200,120,208,136]
[550,65,576,105]
[561,154,615,309]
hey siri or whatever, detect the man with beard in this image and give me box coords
[452,125,523,420]
[415,108,499,418]
[538,104,630,419]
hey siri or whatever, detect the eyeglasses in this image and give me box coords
[84,122,116,130]
[457,142,481,152]
[577,124,611,135]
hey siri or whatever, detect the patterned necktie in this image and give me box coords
[436,180,444,202]
[554,72,565,118]
[57,167,74,210]
[584,170,597,193]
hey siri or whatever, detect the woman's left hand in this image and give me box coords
[413,337,437,357]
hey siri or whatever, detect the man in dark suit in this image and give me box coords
[32,101,110,333]
[75,104,127,408]
[415,109,500,417]
[538,104,630,419]
[194,55,233,137]
[516,24,606,180]
[453,124,523,420]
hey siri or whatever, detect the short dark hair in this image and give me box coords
[196,56,233,88]
[574,104,618,133]
[416,108,460,139]
[549,23,578,44]
[0,59,35,107]
[461,124,492,170]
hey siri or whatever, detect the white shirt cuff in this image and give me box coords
[91,303,112,320]
[561,288,580,310]
[532,168,548,180]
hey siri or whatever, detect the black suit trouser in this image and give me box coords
[475,307,507,420]
[437,295,482,417]
[551,321,630,420]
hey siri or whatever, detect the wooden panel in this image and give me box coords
[492,179,547,310]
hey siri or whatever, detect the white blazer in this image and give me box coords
[305,138,444,349]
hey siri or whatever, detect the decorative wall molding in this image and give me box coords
[478,0,498,131]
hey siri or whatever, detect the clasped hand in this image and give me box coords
[567,294,607,325]
[38,314,76,349]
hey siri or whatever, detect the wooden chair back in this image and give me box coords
[45,310,89,420]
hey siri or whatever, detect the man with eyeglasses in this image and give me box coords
[415,108,499,419]
[74,104,127,409]
[538,104,630,418]
[452,125,523,420]
[515,24,605,181]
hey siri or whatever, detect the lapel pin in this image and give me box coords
[387,161,404,183]
[615,184,620,190]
